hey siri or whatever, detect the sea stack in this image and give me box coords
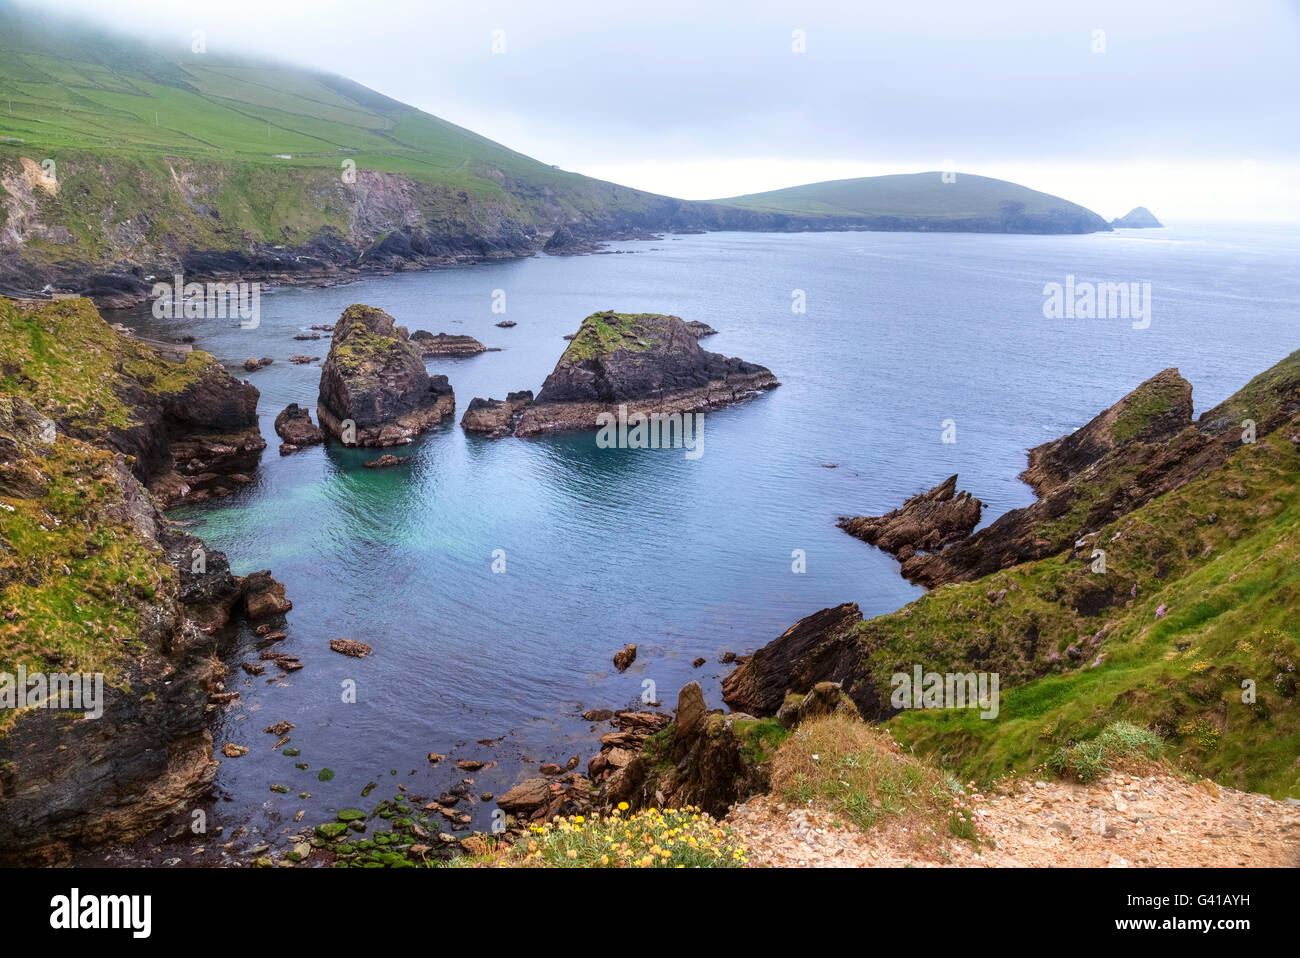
[317,304,455,447]
[1110,207,1164,228]
[462,310,778,438]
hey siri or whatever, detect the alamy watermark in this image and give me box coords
[151,273,261,328]
[1,666,104,719]
[595,404,704,460]
[890,665,1000,719]
[1043,275,1151,329]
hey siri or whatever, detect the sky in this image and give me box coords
[20,0,1300,221]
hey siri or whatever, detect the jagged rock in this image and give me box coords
[274,403,324,455]
[684,320,718,338]
[241,570,292,620]
[896,367,1268,587]
[673,681,707,741]
[602,683,769,818]
[838,475,983,556]
[720,603,869,717]
[409,330,488,357]
[316,304,456,447]
[542,225,602,255]
[1020,369,1193,497]
[460,391,534,438]
[613,643,637,672]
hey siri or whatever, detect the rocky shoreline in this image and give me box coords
[0,296,291,864]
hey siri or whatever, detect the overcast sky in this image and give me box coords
[23,0,1300,221]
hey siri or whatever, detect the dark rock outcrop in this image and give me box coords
[468,311,778,438]
[316,304,456,447]
[542,225,603,255]
[684,320,718,338]
[837,475,983,559]
[720,603,872,717]
[274,402,325,455]
[409,330,489,357]
[898,369,1215,586]
[460,390,534,438]
[1020,369,1192,497]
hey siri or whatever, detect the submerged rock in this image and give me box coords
[317,304,456,447]
[362,454,409,468]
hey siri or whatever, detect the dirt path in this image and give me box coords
[726,772,1300,867]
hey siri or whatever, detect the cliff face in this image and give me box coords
[0,297,286,864]
[0,148,1118,308]
[464,311,778,438]
[317,304,456,446]
[0,296,264,507]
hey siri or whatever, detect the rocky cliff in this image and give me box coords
[0,296,288,864]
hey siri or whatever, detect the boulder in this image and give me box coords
[613,643,637,672]
[720,603,869,717]
[274,403,324,455]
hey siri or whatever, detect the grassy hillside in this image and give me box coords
[869,362,1300,797]
[714,172,1111,231]
[0,1,655,215]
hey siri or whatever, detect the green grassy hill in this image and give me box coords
[714,172,1111,233]
[0,2,643,208]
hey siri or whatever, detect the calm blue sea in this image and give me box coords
[106,222,1300,857]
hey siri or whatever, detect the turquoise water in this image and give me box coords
[111,224,1300,850]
